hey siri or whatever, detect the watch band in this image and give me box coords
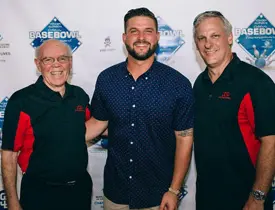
[168,187,185,201]
[168,187,180,196]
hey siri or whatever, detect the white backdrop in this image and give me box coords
[0,0,274,209]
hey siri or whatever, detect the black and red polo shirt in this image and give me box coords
[2,76,91,182]
[193,53,275,210]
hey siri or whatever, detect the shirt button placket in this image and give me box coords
[129,82,136,188]
[130,93,135,181]
[130,83,136,134]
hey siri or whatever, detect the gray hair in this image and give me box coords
[34,39,72,58]
[193,11,232,38]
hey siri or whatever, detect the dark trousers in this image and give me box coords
[20,172,92,210]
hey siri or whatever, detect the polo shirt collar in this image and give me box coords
[35,75,74,100]
[202,53,241,82]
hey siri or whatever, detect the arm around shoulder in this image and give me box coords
[85,117,108,143]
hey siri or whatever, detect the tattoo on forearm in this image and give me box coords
[178,128,193,137]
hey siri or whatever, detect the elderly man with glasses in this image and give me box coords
[1,39,92,210]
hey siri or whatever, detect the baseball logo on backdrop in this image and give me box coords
[29,17,82,52]
[235,13,275,70]
[156,16,185,64]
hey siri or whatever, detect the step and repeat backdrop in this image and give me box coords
[0,0,275,209]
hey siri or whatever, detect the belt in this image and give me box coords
[46,180,77,186]
[23,173,81,187]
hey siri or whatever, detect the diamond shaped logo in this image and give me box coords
[29,17,81,52]
[156,16,185,63]
[181,185,188,200]
[235,13,275,69]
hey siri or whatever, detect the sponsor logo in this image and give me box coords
[104,36,111,47]
[0,34,11,63]
[235,13,275,69]
[0,190,7,209]
[93,195,103,208]
[218,92,231,100]
[0,97,8,146]
[100,36,116,52]
[30,17,81,52]
[156,16,185,63]
[75,105,85,112]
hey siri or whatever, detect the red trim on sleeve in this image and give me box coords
[238,93,260,167]
[85,107,91,121]
[15,111,35,172]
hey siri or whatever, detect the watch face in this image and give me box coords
[252,190,266,200]
[254,191,261,199]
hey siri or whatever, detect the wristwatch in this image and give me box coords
[251,190,266,201]
[168,187,180,196]
[168,187,184,201]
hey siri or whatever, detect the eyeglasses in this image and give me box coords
[39,55,71,65]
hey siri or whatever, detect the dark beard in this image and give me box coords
[126,41,158,61]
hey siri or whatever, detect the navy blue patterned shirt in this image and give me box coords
[91,59,194,208]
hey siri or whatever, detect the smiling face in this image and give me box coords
[123,16,160,61]
[35,40,72,93]
[195,17,233,69]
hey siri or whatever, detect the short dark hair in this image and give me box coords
[124,7,158,32]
